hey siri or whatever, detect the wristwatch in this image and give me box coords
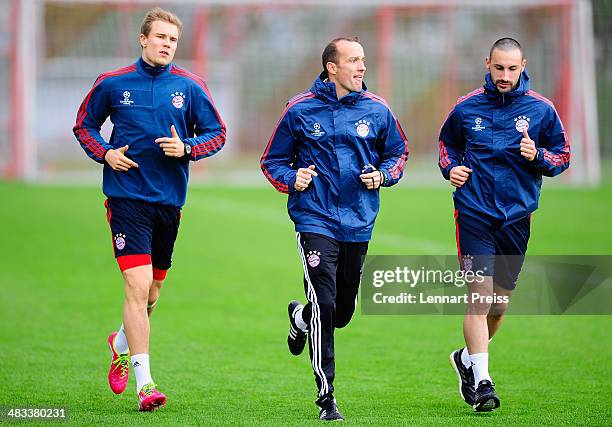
[183,143,192,157]
[379,170,387,186]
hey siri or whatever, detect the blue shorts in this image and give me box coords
[104,198,181,275]
[454,210,531,290]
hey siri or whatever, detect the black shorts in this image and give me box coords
[455,210,531,290]
[104,198,181,273]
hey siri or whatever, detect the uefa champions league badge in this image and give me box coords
[355,119,370,138]
[171,91,185,109]
[310,122,325,138]
[514,115,530,132]
[307,251,321,268]
[472,117,486,131]
[114,233,126,250]
[120,91,134,105]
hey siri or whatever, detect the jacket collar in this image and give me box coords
[311,72,366,105]
[484,68,530,104]
[136,57,171,77]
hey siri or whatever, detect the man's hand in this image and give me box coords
[104,145,139,171]
[155,125,185,157]
[360,170,384,190]
[449,166,472,188]
[294,165,317,191]
[520,129,537,161]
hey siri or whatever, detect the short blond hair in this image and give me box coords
[140,7,183,37]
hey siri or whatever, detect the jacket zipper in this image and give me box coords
[151,73,155,107]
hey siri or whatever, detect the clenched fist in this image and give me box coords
[449,166,472,188]
[520,129,537,161]
[294,165,317,191]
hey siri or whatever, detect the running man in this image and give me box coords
[73,7,226,411]
[261,37,409,420]
[438,37,570,412]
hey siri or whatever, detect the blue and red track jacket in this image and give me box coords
[438,70,570,224]
[73,58,226,208]
[261,73,409,242]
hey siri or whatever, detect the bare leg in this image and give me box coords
[122,265,153,355]
[487,283,512,340]
[464,276,493,355]
[147,279,164,316]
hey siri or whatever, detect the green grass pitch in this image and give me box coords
[0,182,611,425]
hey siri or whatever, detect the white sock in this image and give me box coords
[131,353,154,392]
[294,305,308,332]
[113,324,129,354]
[470,352,492,384]
[461,347,471,369]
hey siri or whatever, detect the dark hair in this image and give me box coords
[489,37,524,59]
[322,37,360,72]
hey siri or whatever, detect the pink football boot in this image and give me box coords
[138,383,166,411]
[107,332,130,394]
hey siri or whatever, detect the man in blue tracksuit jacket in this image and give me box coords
[261,37,408,420]
[73,8,225,411]
[441,38,570,413]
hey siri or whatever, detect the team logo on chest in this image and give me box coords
[171,91,185,109]
[472,117,486,131]
[120,91,134,105]
[307,250,321,268]
[514,115,530,132]
[311,122,325,138]
[355,119,371,138]
[114,233,126,250]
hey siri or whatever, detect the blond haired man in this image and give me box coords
[73,7,226,411]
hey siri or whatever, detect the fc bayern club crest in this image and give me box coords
[171,91,185,109]
[355,119,370,138]
[514,115,530,132]
[462,255,473,272]
[307,250,321,268]
[114,233,126,250]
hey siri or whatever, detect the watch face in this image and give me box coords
[184,144,192,155]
